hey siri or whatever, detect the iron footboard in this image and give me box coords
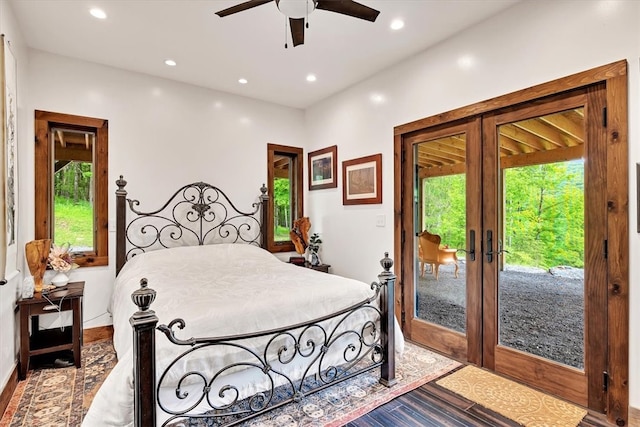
[129,253,396,427]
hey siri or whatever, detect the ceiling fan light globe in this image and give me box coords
[276,0,317,19]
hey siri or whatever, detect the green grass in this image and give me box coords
[54,197,93,249]
[275,225,290,241]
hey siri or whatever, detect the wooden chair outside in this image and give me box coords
[418,230,459,280]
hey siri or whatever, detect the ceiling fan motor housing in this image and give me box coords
[276,0,317,18]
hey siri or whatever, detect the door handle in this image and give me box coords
[485,230,493,263]
[469,229,476,261]
[497,239,510,255]
[457,229,476,261]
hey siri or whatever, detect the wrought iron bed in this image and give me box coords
[114,176,396,427]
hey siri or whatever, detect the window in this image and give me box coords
[35,111,108,267]
[266,143,303,252]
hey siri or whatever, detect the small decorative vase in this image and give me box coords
[310,252,321,266]
[51,271,70,287]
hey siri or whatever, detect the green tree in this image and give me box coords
[422,174,466,248]
[504,161,584,268]
[53,160,94,249]
[421,160,584,269]
[54,161,92,202]
[273,177,291,239]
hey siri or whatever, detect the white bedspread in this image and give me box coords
[83,244,402,427]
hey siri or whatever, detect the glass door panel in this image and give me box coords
[414,134,467,333]
[497,109,585,369]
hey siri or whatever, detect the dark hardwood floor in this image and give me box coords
[347,373,611,427]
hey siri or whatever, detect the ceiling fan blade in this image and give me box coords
[215,0,273,17]
[316,0,380,22]
[290,17,305,47]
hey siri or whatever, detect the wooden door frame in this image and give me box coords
[394,60,628,426]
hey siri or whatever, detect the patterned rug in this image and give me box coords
[192,341,461,427]
[436,365,588,427]
[1,340,459,427]
[0,339,117,427]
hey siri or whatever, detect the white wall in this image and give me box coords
[305,0,640,409]
[0,0,28,398]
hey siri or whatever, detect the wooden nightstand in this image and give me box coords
[16,281,84,380]
[305,262,331,273]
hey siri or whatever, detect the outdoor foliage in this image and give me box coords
[274,177,291,241]
[54,161,94,250]
[504,162,584,268]
[423,174,466,249]
[423,160,584,269]
[54,161,92,202]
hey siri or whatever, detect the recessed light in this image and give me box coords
[457,55,475,69]
[370,93,385,104]
[238,78,248,84]
[164,59,177,67]
[89,8,107,19]
[306,74,317,82]
[390,19,404,30]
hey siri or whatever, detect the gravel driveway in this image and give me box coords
[416,261,584,368]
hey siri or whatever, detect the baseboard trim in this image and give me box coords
[0,365,18,419]
[83,325,113,343]
[629,405,639,426]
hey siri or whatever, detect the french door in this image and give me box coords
[400,86,608,410]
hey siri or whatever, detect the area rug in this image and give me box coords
[436,365,587,427]
[1,340,459,427]
[173,341,460,427]
[0,339,116,427]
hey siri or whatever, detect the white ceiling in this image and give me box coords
[9,0,518,109]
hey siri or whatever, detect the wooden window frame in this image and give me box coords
[34,110,109,267]
[266,143,303,253]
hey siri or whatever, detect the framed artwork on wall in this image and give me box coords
[2,35,18,281]
[0,35,5,283]
[308,145,338,190]
[342,153,382,205]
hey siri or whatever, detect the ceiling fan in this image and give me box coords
[215,0,380,48]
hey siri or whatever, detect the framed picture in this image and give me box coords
[308,145,338,190]
[342,153,382,205]
[1,35,18,280]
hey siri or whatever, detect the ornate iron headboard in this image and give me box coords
[115,176,268,275]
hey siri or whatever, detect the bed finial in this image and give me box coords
[379,252,393,272]
[260,183,268,197]
[131,278,157,315]
[116,175,128,192]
